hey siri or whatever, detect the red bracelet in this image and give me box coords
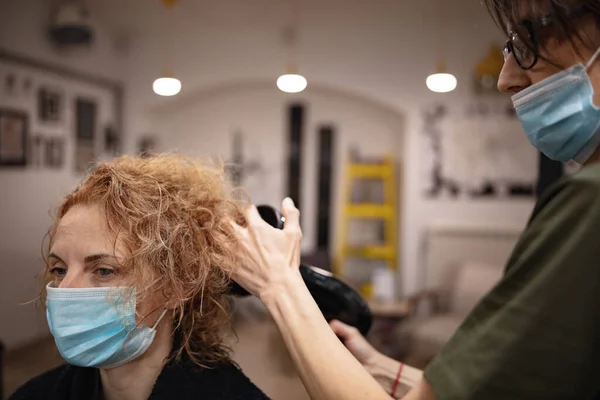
[390,362,404,398]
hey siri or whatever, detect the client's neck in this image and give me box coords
[99,319,173,400]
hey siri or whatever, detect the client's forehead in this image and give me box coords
[56,204,107,241]
[53,204,127,258]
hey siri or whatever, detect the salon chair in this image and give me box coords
[399,262,502,367]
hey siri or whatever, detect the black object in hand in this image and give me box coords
[229,205,372,335]
[228,205,284,296]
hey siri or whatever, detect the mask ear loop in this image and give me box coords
[152,309,168,330]
[585,47,600,71]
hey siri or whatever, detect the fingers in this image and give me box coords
[230,206,269,240]
[245,205,266,227]
[282,198,302,257]
[281,198,302,267]
[282,197,301,234]
[229,218,261,268]
[329,319,359,340]
[229,218,253,249]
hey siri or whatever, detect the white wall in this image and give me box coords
[120,0,536,295]
[0,0,124,349]
[144,81,405,255]
[0,0,539,349]
[0,0,123,78]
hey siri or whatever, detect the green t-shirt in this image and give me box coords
[424,164,600,399]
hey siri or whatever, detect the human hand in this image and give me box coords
[330,319,380,369]
[230,197,303,301]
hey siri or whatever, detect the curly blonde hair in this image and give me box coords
[41,153,247,366]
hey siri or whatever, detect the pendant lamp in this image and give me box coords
[153,0,181,96]
[426,0,456,93]
[277,3,307,94]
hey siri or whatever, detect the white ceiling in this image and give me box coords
[85,0,484,41]
[87,0,333,38]
[73,0,504,112]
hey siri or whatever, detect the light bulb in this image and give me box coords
[277,74,307,93]
[426,73,457,93]
[153,77,182,96]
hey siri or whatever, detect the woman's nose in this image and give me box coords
[498,55,531,94]
[58,269,86,289]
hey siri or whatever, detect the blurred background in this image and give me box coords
[0,0,560,398]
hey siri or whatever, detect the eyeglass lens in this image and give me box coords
[511,32,536,68]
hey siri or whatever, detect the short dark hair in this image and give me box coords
[483,0,600,57]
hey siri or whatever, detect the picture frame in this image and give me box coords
[138,136,157,158]
[45,137,65,169]
[38,87,63,122]
[4,74,16,96]
[75,97,97,172]
[0,109,28,166]
[104,124,120,155]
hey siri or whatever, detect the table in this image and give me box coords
[367,299,413,360]
[368,299,412,318]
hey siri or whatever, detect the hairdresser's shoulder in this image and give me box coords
[569,162,600,186]
[536,163,600,210]
[8,364,71,400]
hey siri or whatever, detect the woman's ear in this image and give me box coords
[162,287,179,310]
[165,297,179,310]
[154,284,178,310]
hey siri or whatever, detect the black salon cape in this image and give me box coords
[9,356,271,400]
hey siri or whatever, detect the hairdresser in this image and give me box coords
[231,1,600,399]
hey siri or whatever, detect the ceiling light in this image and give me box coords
[427,0,456,94]
[153,0,181,97]
[426,72,457,93]
[153,76,181,96]
[277,73,307,93]
[426,62,457,93]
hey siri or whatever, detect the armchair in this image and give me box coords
[399,262,503,367]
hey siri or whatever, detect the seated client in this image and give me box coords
[10,154,269,400]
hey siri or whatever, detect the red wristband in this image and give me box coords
[390,362,404,398]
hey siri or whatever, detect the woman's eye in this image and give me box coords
[96,267,114,277]
[50,267,67,277]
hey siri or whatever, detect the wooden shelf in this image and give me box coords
[368,299,412,318]
[345,245,396,260]
[345,204,393,219]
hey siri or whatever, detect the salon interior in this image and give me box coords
[0,0,559,399]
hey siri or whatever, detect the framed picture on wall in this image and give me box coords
[0,109,28,166]
[138,136,157,158]
[104,124,120,155]
[4,74,16,96]
[38,87,63,122]
[75,97,97,172]
[45,137,65,169]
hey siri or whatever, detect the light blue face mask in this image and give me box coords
[46,283,167,369]
[512,47,600,164]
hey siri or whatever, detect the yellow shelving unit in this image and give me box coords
[334,155,398,277]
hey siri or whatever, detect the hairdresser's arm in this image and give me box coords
[329,320,424,397]
[262,270,392,399]
[231,199,437,400]
[265,277,436,400]
[232,199,388,399]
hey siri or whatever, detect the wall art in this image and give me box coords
[0,109,28,166]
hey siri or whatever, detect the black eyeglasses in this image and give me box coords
[503,20,538,70]
[503,5,591,70]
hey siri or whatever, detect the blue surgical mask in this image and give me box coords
[46,283,167,369]
[512,47,600,163]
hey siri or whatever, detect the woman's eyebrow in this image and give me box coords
[84,254,115,263]
[48,253,63,262]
